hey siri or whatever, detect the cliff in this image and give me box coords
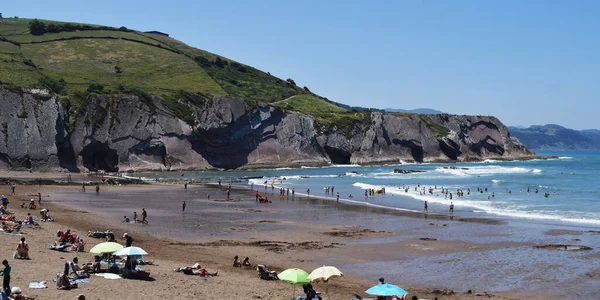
[0,87,535,172]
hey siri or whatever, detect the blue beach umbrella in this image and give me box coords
[365,283,408,296]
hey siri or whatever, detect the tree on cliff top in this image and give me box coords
[29,19,47,35]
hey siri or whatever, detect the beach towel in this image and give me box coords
[28,281,47,289]
[74,278,88,284]
[48,244,70,251]
[94,273,121,279]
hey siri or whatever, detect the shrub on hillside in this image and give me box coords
[29,19,47,35]
[87,84,105,93]
[39,75,66,94]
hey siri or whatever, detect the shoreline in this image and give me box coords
[0,154,553,173]
[1,173,598,299]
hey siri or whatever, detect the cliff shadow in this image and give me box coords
[392,139,424,162]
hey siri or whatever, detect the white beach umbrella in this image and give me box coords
[113,246,148,256]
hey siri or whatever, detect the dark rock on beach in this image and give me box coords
[393,169,426,174]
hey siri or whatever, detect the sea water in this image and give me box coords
[138,150,600,227]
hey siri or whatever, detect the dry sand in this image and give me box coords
[0,173,542,300]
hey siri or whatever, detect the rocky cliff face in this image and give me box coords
[0,87,535,172]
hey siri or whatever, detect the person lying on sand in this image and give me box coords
[182,267,218,277]
[2,221,22,233]
[56,273,77,290]
[174,263,218,276]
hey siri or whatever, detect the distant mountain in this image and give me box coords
[509,125,600,150]
[384,108,443,114]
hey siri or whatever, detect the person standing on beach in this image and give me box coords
[1,195,7,209]
[182,201,186,213]
[82,183,86,192]
[307,188,310,196]
[38,193,42,206]
[184,182,188,192]
[424,201,428,212]
[0,259,11,293]
[449,202,454,215]
[336,192,340,202]
[141,208,147,224]
[124,233,134,247]
[95,183,100,195]
[292,188,295,197]
[10,184,15,195]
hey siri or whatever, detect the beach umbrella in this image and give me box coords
[308,266,343,296]
[365,283,408,297]
[278,268,310,299]
[113,246,148,257]
[307,266,343,282]
[90,242,123,254]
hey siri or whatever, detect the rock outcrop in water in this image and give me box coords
[0,86,536,172]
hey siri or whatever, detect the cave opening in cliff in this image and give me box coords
[80,142,119,172]
[323,146,351,164]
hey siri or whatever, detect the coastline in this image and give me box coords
[1,173,598,299]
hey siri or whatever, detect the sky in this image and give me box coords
[2,0,599,129]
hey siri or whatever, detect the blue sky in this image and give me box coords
[2,0,599,129]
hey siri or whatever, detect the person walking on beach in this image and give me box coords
[307,188,310,197]
[182,201,186,213]
[424,201,428,212]
[0,259,11,293]
[38,192,42,206]
[336,192,340,202]
[1,195,7,209]
[141,208,147,224]
[449,202,454,215]
[184,182,188,192]
[82,183,86,192]
[10,184,15,195]
[95,183,100,196]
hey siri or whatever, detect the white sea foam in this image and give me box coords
[352,181,600,226]
[532,169,542,174]
[558,156,573,160]
[330,164,361,168]
[491,179,505,184]
[434,165,533,177]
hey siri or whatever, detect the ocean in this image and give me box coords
[138,150,600,227]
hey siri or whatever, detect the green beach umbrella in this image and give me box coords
[90,242,123,254]
[278,268,310,299]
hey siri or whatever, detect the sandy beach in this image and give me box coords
[0,172,598,300]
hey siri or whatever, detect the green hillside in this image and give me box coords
[0,17,341,114]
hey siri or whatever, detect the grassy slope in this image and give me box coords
[0,18,313,103]
[0,18,397,139]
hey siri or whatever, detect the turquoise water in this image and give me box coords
[138,150,600,227]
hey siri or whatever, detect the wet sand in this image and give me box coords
[1,172,599,299]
